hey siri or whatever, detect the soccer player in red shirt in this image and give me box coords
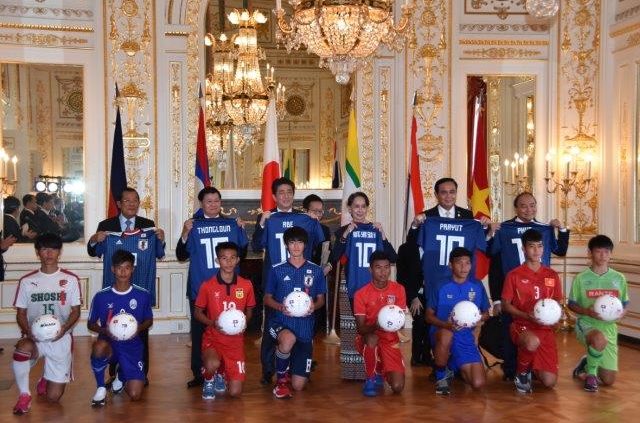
[502,229,563,394]
[354,251,407,397]
[194,242,255,399]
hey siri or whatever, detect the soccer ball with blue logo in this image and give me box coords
[31,314,61,342]
[533,298,562,326]
[451,301,481,328]
[218,306,246,335]
[594,294,624,322]
[377,304,406,332]
[284,291,312,317]
[108,312,138,341]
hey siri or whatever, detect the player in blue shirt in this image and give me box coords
[426,247,490,395]
[264,226,327,399]
[88,250,153,406]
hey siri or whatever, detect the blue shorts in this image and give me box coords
[430,329,482,372]
[268,323,314,378]
[111,339,145,382]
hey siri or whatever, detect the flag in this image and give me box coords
[467,77,490,279]
[331,138,341,189]
[195,85,211,194]
[261,98,280,211]
[341,108,361,225]
[404,112,425,234]
[282,148,294,181]
[107,84,127,218]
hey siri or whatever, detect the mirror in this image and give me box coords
[468,75,536,222]
[0,63,84,242]
[203,0,349,190]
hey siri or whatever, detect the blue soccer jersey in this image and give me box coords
[490,221,557,273]
[342,223,384,299]
[260,212,325,265]
[185,217,248,299]
[94,228,165,306]
[265,260,327,342]
[428,278,490,327]
[417,217,487,296]
[88,285,153,347]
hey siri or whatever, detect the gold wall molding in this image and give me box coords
[459,38,549,46]
[380,67,391,188]
[463,47,541,59]
[624,31,640,50]
[0,32,89,47]
[170,62,182,187]
[0,22,94,32]
[0,5,94,19]
[165,31,189,37]
[464,0,527,20]
[319,87,335,185]
[359,61,375,210]
[610,22,640,38]
[459,23,548,33]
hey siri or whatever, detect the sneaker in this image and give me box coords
[13,393,32,415]
[584,375,599,392]
[374,374,385,389]
[213,373,226,394]
[111,376,124,395]
[435,378,450,395]
[273,381,292,399]
[573,355,587,379]
[202,379,216,400]
[362,377,378,397]
[514,371,533,394]
[36,377,47,396]
[91,387,107,407]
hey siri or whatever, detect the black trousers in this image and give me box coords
[501,312,517,378]
[189,299,206,378]
[260,307,276,378]
[411,304,433,364]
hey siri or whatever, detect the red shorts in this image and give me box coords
[355,335,405,375]
[510,322,558,375]
[201,329,246,381]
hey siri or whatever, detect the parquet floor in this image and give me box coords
[1,331,639,422]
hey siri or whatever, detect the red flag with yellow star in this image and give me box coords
[468,77,490,279]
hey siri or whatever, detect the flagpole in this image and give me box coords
[324,261,341,345]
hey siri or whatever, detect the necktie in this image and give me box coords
[445,210,451,218]
[125,219,132,231]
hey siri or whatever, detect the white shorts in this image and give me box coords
[33,333,73,384]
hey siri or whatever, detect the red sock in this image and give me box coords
[201,368,214,381]
[375,357,383,375]
[516,347,535,374]
[363,345,377,379]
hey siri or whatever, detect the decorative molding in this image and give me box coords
[319,87,335,185]
[464,0,527,20]
[459,23,548,33]
[0,5,94,19]
[459,38,549,46]
[463,47,542,59]
[359,61,375,208]
[624,31,640,50]
[380,67,391,188]
[165,31,189,37]
[0,32,89,47]
[170,62,182,187]
[0,22,94,32]
[610,22,640,38]
[615,4,640,22]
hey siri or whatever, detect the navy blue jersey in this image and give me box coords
[94,228,165,306]
[428,278,489,335]
[186,217,248,299]
[260,212,325,265]
[490,221,557,273]
[88,285,153,347]
[265,260,327,342]
[342,223,385,299]
[417,217,487,294]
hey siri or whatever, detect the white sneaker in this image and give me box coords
[111,376,124,394]
[91,387,107,407]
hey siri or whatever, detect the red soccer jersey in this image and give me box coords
[195,274,256,339]
[354,280,407,344]
[502,263,563,329]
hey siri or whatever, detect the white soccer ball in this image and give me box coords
[593,294,624,322]
[377,304,406,332]
[451,301,481,328]
[218,307,247,335]
[533,298,563,326]
[31,314,61,342]
[284,291,312,317]
[108,312,138,341]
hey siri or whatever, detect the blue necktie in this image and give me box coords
[125,219,132,231]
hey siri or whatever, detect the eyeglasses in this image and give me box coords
[309,209,324,217]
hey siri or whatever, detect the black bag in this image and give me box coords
[479,315,504,367]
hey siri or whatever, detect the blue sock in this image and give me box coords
[275,348,290,382]
[91,355,109,388]
[435,366,447,381]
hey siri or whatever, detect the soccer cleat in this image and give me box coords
[435,378,451,396]
[584,375,599,392]
[374,374,385,389]
[362,378,378,397]
[13,393,32,415]
[111,376,124,395]
[573,355,587,379]
[36,377,47,396]
[202,380,216,400]
[213,373,227,394]
[273,381,292,399]
[91,387,107,407]
[514,371,533,394]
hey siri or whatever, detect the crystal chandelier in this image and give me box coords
[275,0,415,85]
[525,0,560,19]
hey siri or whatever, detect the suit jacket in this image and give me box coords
[396,241,423,305]
[3,214,29,243]
[32,208,62,237]
[407,205,474,244]
[87,215,155,257]
[19,209,38,232]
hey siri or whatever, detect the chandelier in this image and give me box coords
[525,0,560,19]
[275,0,415,84]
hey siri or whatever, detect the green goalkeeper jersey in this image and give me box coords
[569,268,629,330]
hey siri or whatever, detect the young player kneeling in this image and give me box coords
[426,247,490,395]
[194,242,255,399]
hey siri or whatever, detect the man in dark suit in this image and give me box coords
[87,186,165,387]
[20,194,39,233]
[3,196,37,243]
[32,192,62,236]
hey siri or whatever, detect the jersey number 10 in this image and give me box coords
[200,237,230,269]
[435,235,465,265]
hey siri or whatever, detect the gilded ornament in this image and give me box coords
[574,9,591,26]
[121,0,139,17]
[420,44,439,58]
[285,95,306,116]
[121,39,141,56]
[421,9,437,26]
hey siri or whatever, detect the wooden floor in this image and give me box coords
[1,331,639,422]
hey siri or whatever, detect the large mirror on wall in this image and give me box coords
[0,63,84,243]
[203,0,349,190]
[467,75,536,222]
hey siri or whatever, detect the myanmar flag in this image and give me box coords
[341,108,361,225]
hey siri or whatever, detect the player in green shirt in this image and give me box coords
[568,235,629,392]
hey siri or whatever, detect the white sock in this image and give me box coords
[12,360,31,395]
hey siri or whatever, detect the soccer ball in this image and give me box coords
[31,314,61,342]
[377,304,406,332]
[108,312,138,341]
[533,299,562,326]
[217,308,246,335]
[451,301,481,328]
[593,294,624,322]
[284,291,312,317]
